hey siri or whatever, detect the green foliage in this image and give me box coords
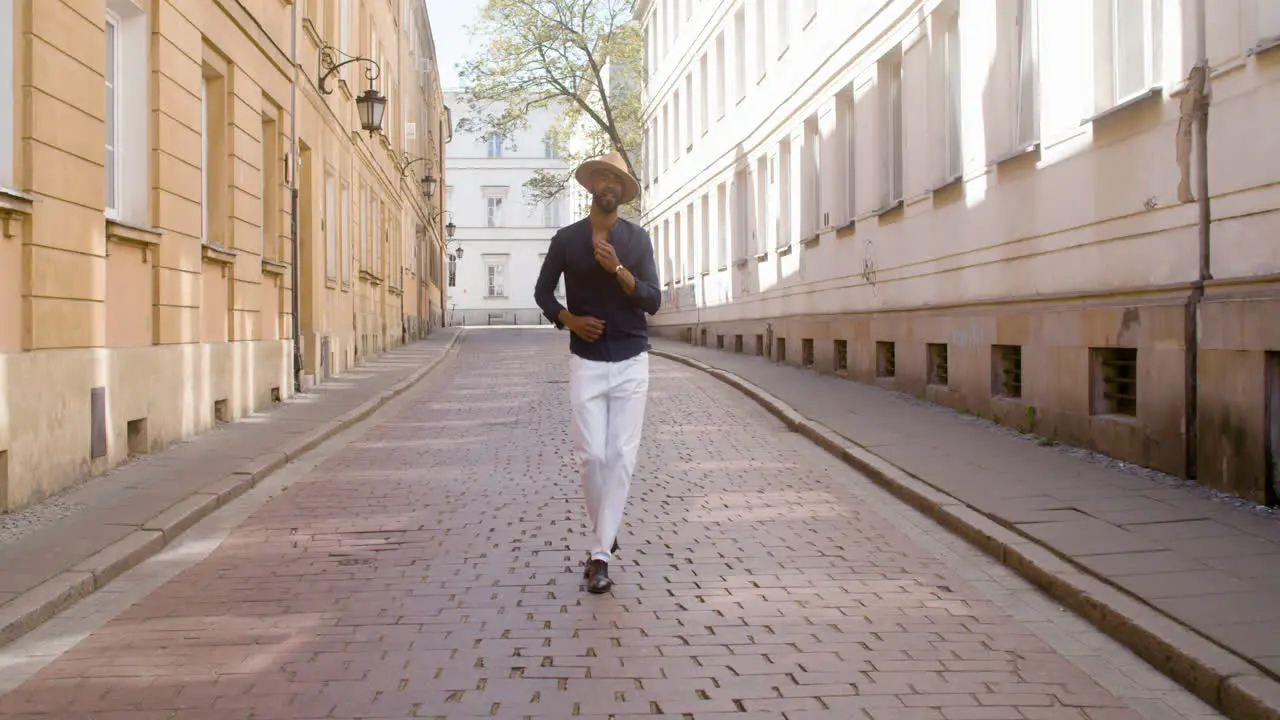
[456,0,644,215]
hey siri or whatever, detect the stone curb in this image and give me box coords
[0,330,463,650]
[653,347,1280,720]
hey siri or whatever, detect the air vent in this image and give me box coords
[928,343,949,387]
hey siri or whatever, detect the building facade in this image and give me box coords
[637,0,1280,504]
[0,0,446,513]
[444,92,568,326]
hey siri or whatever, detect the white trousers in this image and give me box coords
[569,352,649,562]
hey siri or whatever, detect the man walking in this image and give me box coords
[534,151,661,594]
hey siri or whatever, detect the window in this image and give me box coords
[1104,0,1162,106]
[758,154,770,252]
[878,47,904,209]
[543,133,557,158]
[836,87,856,224]
[1009,0,1039,152]
[775,142,789,248]
[359,183,367,267]
[1261,0,1280,44]
[699,193,710,274]
[734,8,746,101]
[777,0,790,56]
[685,203,694,277]
[715,182,727,269]
[372,195,382,274]
[672,211,682,280]
[732,167,749,261]
[672,90,681,160]
[447,253,456,287]
[340,182,351,284]
[543,196,560,227]
[262,112,280,261]
[339,0,350,79]
[804,115,821,234]
[699,53,709,135]
[105,0,147,223]
[0,0,13,189]
[756,0,767,79]
[486,195,503,227]
[485,258,506,297]
[684,73,693,150]
[324,169,337,279]
[935,8,963,183]
[715,32,727,118]
[105,15,119,218]
[487,133,502,158]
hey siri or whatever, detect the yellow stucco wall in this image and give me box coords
[0,0,448,511]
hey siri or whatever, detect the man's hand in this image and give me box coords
[593,237,620,273]
[559,310,605,342]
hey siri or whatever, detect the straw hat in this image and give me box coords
[574,151,641,205]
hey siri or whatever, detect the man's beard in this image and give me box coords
[592,193,618,214]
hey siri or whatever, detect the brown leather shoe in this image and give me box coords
[584,559,613,594]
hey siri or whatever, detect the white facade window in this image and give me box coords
[673,211,682,280]
[1010,0,1039,151]
[936,8,963,183]
[672,91,681,160]
[732,166,749,261]
[543,133,557,158]
[715,33,727,119]
[804,116,822,233]
[485,258,506,297]
[487,133,503,158]
[0,0,13,189]
[684,73,693,150]
[699,53,709,135]
[685,203,695,277]
[1261,0,1280,43]
[777,0,790,57]
[662,103,670,172]
[836,89,856,223]
[771,147,785,249]
[878,47,904,208]
[485,191,505,227]
[106,0,147,223]
[734,7,747,102]
[543,196,560,227]
[700,193,711,274]
[715,182,727,269]
[756,0,768,80]
[1104,0,1162,106]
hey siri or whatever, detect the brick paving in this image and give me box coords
[0,330,458,627]
[0,329,1221,719]
[649,339,1280,683]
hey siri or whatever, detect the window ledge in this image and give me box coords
[930,172,963,194]
[872,199,903,217]
[262,259,289,276]
[201,242,237,265]
[360,269,384,285]
[777,245,793,258]
[389,286,404,297]
[755,251,770,262]
[733,257,748,267]
[1248,34,1280,57]
[717,265,728,272]
[0,188,36,239]
[700,269,710,277]
[684,275,695,282]
[107,219,162,261]
[1083,86,1163,125]
[989,141,1041,168]
[484,295,508,300]
[801,233,820,247]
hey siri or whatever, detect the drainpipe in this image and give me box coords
[288,0,302,393]
[1185,0,1212,479]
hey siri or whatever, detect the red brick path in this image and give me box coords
[0,330,1159,719]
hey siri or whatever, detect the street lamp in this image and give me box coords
[317,44,385,136]
[399,155,438,201]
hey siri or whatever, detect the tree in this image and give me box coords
[456,0,644,216]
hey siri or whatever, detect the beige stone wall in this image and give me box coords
[0,0,447,512]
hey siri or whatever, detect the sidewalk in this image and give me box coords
[0,328,460,648]
[651,339,1280,719]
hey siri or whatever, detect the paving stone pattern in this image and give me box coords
[650,339,1280,682]
[0,330,1221,719]
[0,332,457,609]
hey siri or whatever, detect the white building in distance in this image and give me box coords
[445,93,569,326]
[637,0,1280,502]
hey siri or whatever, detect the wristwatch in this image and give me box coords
[614,264,624,275]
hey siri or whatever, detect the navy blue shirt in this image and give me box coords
[534,217,662,362]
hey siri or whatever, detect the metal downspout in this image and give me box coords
[289,0,302,393]
[1186,0,1212,479]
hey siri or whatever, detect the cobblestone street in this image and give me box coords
[0,330,1222,719]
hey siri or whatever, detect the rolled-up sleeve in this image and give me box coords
[626,228,662,316]
[535,233,567,327]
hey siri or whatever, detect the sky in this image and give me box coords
[426,0,487,92]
